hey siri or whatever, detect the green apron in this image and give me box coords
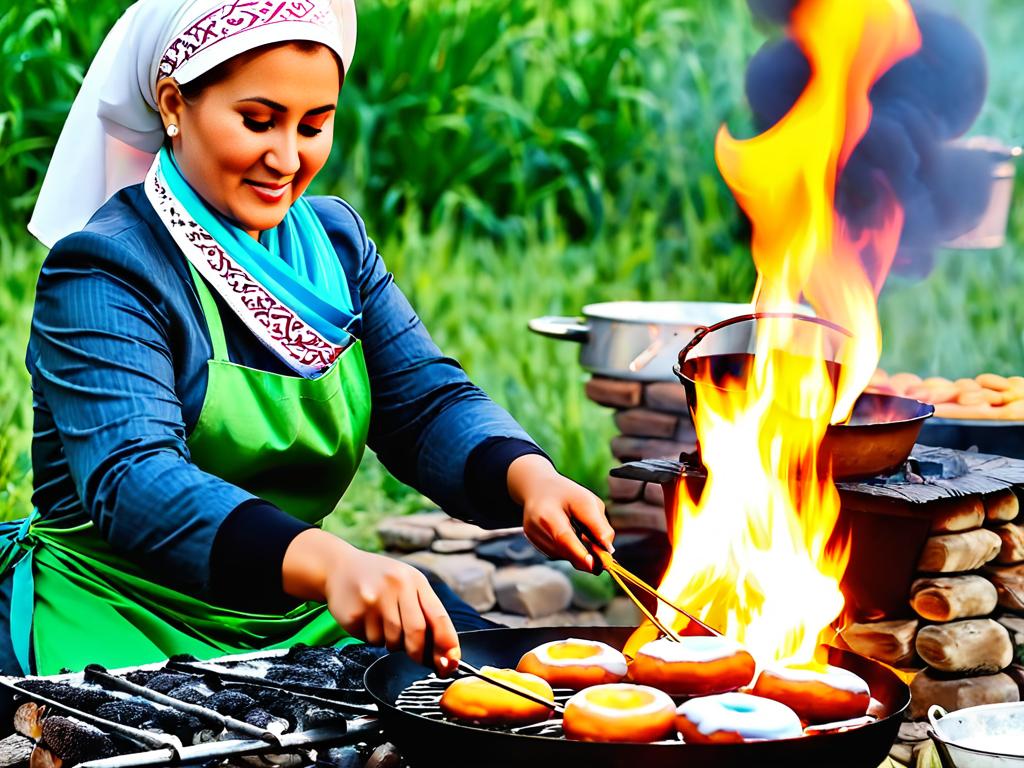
[0,264,371,674]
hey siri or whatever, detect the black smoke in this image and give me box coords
[744,1,997,276]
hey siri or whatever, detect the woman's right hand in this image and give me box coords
[282,529,460,675]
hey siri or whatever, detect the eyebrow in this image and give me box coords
[236,97,336,115]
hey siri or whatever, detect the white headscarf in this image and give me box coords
[28,0,357,248]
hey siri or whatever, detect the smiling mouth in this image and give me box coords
[245,180,291,202]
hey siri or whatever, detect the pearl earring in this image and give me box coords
[166,124,179,138]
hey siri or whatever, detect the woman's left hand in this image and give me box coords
[508,454,616,572]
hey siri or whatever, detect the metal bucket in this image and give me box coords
[928,703,1024,767]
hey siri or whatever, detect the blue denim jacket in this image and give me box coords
[25,185,538,597]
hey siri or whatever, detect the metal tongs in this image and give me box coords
[443,521,723,715]
[451,659,565,714]
[570,520,721,643]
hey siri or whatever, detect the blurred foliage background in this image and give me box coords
[0,0,1021,546]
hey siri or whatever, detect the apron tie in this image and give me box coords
[1,510,39,674]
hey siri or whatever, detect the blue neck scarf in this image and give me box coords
[159,148,356,346]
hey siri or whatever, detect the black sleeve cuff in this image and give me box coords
[464,437,551,529]
[209,498,314,611]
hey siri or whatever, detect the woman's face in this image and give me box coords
[158,43,340,237]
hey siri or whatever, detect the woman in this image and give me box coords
[0,0,614,676]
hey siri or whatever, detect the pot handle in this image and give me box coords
[528,316,590,343]
[927,704,948,730]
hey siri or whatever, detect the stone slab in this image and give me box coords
[606,501,667,532]
[434,519,522,542]
[377,520,436,552]
[643,381,690,414]
[607,476,644,503]
[643,481,666,508]
[585,377,643,408]
[400,552,496,613]
[430,539,477,554]
[909,669,1019,719]
[493,565,573,618]
[614,408,680,439]
[610,435,695,462]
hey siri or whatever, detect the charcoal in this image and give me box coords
[123,669,158,687]
[167,685,210,706]
[265,665,336,689]
[204,689,256,717]
[95,699,157,727]
[146,673,194,694]
[234,687,306,729]
[317,746,365,768]
[242,707,289,734]
[302,707,346,729]
[337,644,387,669]
[16,680,116,713]
[152,709,203,743]
[40,715,115,763]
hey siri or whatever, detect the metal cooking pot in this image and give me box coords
[529,301,751,382]
[928,703,1024,767]
[672,313,934,479]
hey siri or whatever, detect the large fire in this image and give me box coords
[652,0,921,667]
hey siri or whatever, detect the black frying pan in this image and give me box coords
[364,626,908,768]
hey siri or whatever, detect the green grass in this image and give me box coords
[1,0,1023,539]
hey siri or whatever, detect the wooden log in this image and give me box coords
[984,562,1024,611]
[994,522,1024,564]
[909,669,1019,720]
[929,497,984,533]
[915,619,1014,674]
[614,408,680,439]
[909,575,999,621]
[984,488,1020,523]
[585,377,642,408]
[917,528,1002,573]
[13,703,45,740]
[841,619,919,666]
[0,735,32,768]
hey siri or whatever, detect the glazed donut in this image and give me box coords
[675,692,803,744]
[562,683,676,743]
[628,636,756,696]
[517,639,627,690]
[440,666,554,727]
[752,664,870,724]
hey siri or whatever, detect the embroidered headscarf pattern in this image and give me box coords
[159,1,336,81]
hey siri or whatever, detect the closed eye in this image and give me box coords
[243,116,273,132]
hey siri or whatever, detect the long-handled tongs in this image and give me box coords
[570,520,721,642]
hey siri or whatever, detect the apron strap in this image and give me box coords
[187,262,231,362]
[10,552,35,675]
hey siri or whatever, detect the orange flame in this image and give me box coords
[652,0,921,667]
